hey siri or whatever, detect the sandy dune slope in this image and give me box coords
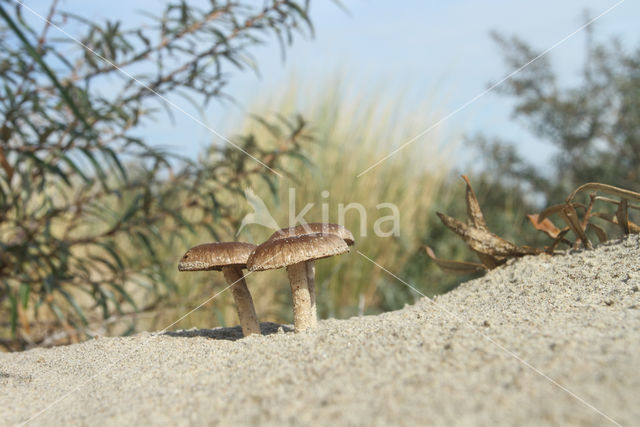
[1,235,639,426]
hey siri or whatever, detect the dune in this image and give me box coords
[1,235,639,426]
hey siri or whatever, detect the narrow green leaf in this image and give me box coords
[103,147,128,181]
[111,282,138,311]
[120,194,143,224]
[21,152,72,186]
[135,231,157,258]
[58,288,88,324]
[60,153,90,184]
[8,293,17,335]
[19,283,29,308]
[79,148,108,188]
[94,242,126,272]
[0,5,91,131]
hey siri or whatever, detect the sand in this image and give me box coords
[1,235,639,426]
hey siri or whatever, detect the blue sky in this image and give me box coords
[26,0,640,169]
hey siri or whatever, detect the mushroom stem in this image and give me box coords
[222,266,261,336]
[286,261,313,332]
[305,260,317,327]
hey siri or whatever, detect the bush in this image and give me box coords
[0,0,313,350]
[471,28,640,203]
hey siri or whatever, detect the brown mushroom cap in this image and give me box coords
[268,223,355,246]
[247,233,349,271]
[178,242,256,271]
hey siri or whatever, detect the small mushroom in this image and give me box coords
[178,242,260,337]
[267,223,355,326]
[247,233,348,332]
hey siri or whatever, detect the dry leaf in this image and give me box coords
[425,246,486,275]
[527,214,562,238]
[566,182,640,204]
[561,204,592,249]
[581,193,596,229]
[474,251,504,269]
[615,198,630,234]
[546,228,571,254]
[461,175,489,231]
[591,211,640,233]
[586,223,608,243]
[538,203,566,222]
[594,196,640,211]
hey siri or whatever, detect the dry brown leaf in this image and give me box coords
[566,182,640,204]
[594,196,621,205]
[425,246,486,275]
[546,228,571,254]
[591,211,640,233]
[592,196,640,211]
[461,175,489,231]
[581,193,596,229]
[561,204,592,249]
[538,203,566,222]
[474,251,505,269]
[615,198,630,234]
[625,221,639,233]
[539,202,587,222]
[586,223,608,243]
[527,214,562,238]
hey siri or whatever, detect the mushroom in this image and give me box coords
[178,242,260,337]
[247,233,348,332]
[266,223,355,326]
[268,223,355,245]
